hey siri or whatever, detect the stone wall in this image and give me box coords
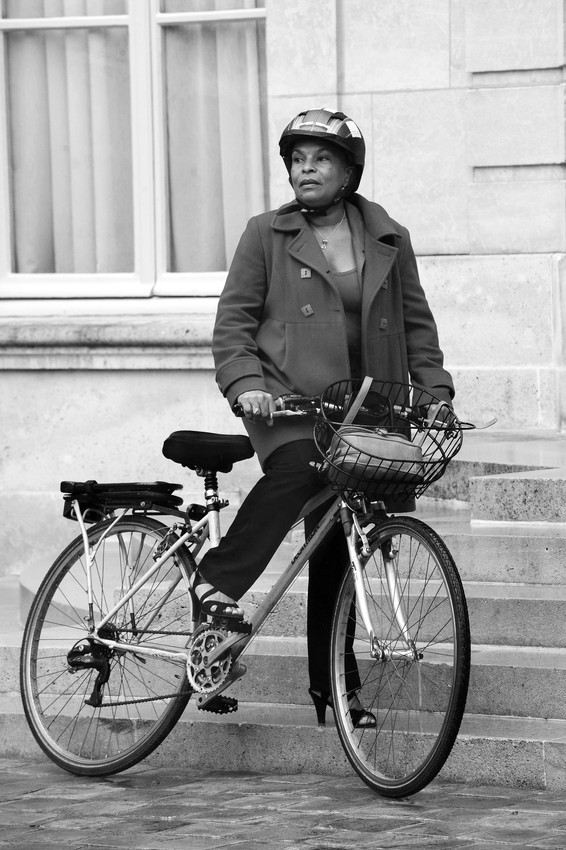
[266,0,566,429]
[0,311,262,585]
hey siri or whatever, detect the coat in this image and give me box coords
[213,193,454,468]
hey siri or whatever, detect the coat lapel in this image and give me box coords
[286,231,331,280]
[272,206,335,282]
[361,236,397,313]
[346,200,398,311]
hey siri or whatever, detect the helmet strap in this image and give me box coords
[278,199,341,217]
[280,186,349,217]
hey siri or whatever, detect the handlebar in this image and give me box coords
[233,393,492,432]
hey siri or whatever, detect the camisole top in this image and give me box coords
[331,267,362,378]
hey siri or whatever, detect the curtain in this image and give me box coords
[4,0,266,275]
[5,0,133,273]
[163,0,268,272]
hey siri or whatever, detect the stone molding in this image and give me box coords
[0,313,216,369]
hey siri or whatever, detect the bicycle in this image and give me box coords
[20,377,475,798]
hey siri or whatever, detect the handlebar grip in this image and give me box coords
[232,398,284,418]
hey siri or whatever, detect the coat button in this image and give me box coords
[380,318,388,329]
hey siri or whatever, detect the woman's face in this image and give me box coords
[290,140,353,208]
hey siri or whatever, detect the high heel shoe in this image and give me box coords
[308,689,331,725]
[308,689,377,729]
[189,571,244,619]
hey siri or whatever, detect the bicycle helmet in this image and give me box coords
[279,107,366,199]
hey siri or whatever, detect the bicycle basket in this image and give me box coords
[313,379,463,501]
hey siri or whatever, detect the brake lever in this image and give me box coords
[460,417,498,431]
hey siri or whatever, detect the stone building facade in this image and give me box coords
[1,0,565,584]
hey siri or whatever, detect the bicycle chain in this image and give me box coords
[96,690,193,707]
[120,628,192,636]
[97,692,239,713]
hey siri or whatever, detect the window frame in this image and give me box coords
[0,0,267,300]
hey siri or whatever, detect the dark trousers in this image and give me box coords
[198,439,359,693]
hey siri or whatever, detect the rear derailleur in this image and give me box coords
[67,624,118,707]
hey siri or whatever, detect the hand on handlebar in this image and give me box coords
[236,390,275,426]
[419,402,457,429]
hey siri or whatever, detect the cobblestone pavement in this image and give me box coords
[2,758,566,849]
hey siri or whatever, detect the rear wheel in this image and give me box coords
[20,516,196,776]
[331,516,470,797]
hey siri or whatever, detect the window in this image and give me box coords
[0,0,267,298]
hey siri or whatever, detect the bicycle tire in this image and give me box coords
[330,515,470,798]
[20,515,196,776]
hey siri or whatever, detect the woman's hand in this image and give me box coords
[237,390,275,426]
[420,402,457,429]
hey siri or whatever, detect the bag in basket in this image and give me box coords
[328,426,425,484]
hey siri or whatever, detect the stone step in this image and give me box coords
[436,523,566,586]
[427,428,565,502]
[426,457,540,503]
[470,468,566,523]
[465,582,566,647]
[6,633,566,721]
[244,580,566,647]
[188,640,566,722]
[2,694,566,790]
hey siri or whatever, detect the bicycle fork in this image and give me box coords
[344,508,421,662]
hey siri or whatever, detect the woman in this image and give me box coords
[190,108,455,725]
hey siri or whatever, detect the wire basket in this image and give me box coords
[313,379,463,502]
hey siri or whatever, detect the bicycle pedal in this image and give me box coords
[212,617,252,635]
[198,695,238,715]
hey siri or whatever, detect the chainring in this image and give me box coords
[186,624,232,694]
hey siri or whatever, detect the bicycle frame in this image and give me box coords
[73,489,418,684]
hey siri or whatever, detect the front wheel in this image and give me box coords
[330,516,470,798]
[20,516,196,776]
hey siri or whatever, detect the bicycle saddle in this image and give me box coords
[162,430,254,473]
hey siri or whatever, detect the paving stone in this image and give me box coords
[1,757,566,848]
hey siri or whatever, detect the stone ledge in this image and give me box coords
[0,314,217,369]
[0,314,215,346]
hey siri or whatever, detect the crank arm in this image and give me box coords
[195,661,247,709]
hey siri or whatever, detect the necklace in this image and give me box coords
[310,212,346,250]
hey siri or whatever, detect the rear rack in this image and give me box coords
[60,480,183,523]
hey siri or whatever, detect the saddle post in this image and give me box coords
[201,470,223,547]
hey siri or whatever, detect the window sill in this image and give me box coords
[0,296,220,317]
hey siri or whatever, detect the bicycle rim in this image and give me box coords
[20,516,196,776]
[331,515,470,797]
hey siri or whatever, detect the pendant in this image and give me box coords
[321,240,328,250]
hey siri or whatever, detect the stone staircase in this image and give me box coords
[3,431,566,788]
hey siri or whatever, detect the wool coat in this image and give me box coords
[213,193,454,467]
